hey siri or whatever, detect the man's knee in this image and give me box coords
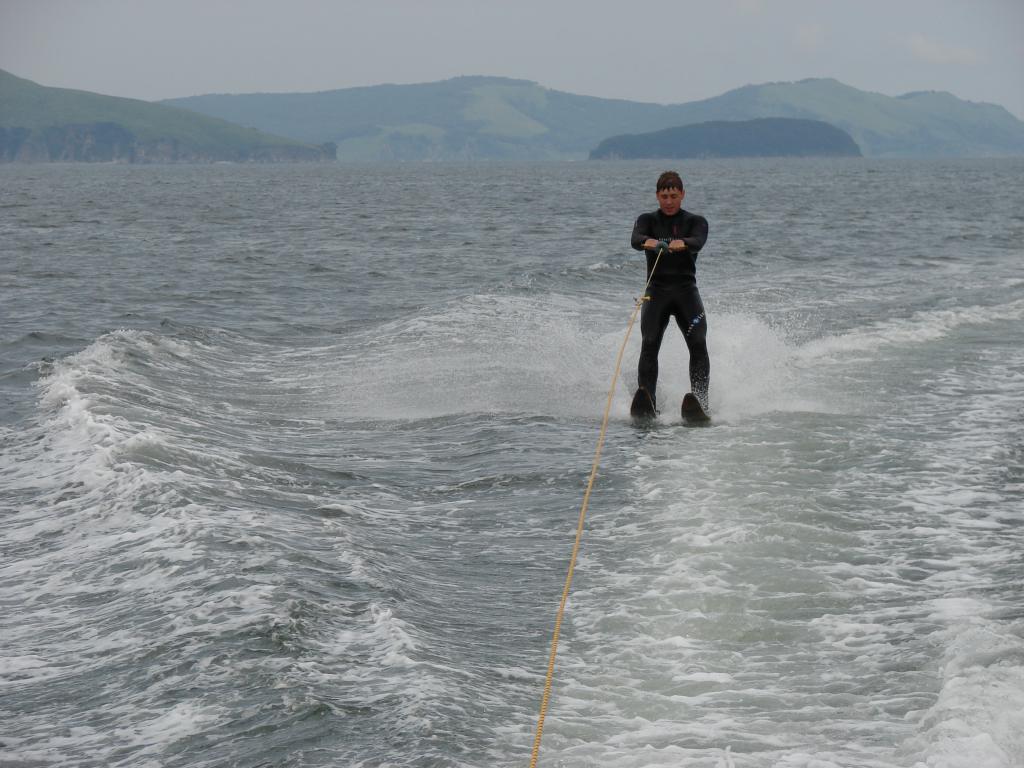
[640,337,660,353]
[684,312,707,345]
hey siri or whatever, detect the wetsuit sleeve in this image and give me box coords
[682,214,709,254]
[631,214,653,250]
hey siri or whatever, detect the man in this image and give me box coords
[629,170,710,419]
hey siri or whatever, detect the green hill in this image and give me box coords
[646,78,1024,157]
[164,76,664,161]
[591,118,862,159]
[162,76,1024,160]
[0,69,334,162]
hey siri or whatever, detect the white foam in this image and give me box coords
[313,293,628,420]
[706,311,832,419]
[1,330,340,766]
[907,598,1024,767]
[799,298,1024,359]
[302,293,850,423]
[334,602,418,669]
[272,289,1024,427]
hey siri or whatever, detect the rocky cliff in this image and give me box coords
[0,69,336,163]
[0,122,335,163]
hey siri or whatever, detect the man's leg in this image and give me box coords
[637,289,671,407]
[676,289,710,410]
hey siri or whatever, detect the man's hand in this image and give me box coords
[642,238,686,251]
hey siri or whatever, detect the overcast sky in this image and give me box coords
[2,0,1022,118]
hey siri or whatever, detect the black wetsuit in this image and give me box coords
[630,208,710,408]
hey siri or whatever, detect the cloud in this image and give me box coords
[908,33,979,65]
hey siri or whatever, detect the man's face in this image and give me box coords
[657,187,684,216]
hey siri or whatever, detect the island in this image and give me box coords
[590,118,862,159]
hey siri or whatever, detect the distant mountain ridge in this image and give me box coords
[0,69,334,163]
[162,76,1024,160]
[652,78,1024,158]
[591,118,862,159]
[4,69,1023,162]
[164,76,650,161]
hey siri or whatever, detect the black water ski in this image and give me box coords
[630,388,657,425]
[681,393,711,426]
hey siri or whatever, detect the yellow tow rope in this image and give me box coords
[528,247,665,767]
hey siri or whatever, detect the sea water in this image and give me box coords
[1,159,1022,768]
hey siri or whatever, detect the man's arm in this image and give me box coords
[680,214,709,254]
[631,214,655,251]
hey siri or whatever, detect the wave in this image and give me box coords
[0,328,392,764]
[10,290,1019,448]
[302,293,626,421]
[266,291,1024,426]
[907,597,1024,767]
[798,298,1024,359]
[4,286,1021,765]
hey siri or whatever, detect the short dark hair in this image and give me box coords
[656,171,684,192]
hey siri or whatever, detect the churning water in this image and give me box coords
[2,159,1022,767]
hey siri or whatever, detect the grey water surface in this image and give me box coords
[2,159,1023,768]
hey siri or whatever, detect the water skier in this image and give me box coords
[629,170,710,420]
